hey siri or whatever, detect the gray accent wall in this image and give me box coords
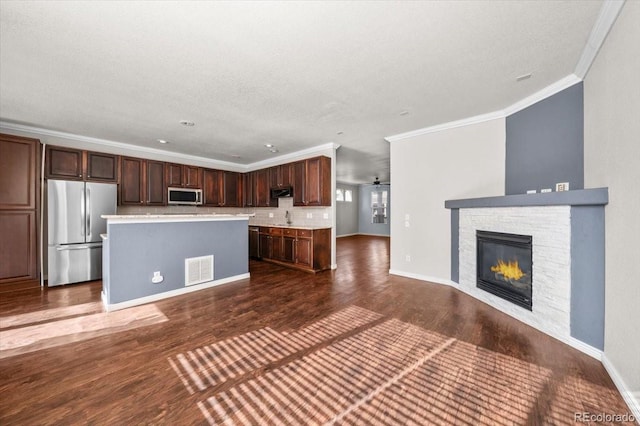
[505,82,584,195]
[359,184,390,236]
[570,206,605,350]
[450,209,459,283]
[105,220,248,304]
[336,183,359,236]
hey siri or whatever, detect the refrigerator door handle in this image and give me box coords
[80,186,86,237]
[56,243,102,251]
[86,187,91,238]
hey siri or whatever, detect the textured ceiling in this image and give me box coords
[0,1,602,184]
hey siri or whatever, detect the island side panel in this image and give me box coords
[107,220,248,304]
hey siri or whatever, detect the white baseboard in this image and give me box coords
[602,354,640,420]
[388,269,602,360]
[357,233,390,237]
[388,269,458,288]
[336,233,358,238]
[103,273,250,311]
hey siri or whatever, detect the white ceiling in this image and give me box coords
[0,1,603,184]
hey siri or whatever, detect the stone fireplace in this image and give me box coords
[445,189,608,356]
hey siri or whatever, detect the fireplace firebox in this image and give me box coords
[476,230,532,310]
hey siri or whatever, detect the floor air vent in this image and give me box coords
[185,255,214,286]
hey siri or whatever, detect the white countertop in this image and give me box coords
[102,213,254,224]
[249,223,331,230]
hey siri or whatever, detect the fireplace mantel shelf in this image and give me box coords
[445,188,608,209]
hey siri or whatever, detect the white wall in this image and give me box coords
[389,118,505,282]
[336,182,359,236]
[583,1,640,411]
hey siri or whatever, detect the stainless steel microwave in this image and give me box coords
[167,187,202,205]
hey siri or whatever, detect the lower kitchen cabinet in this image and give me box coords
[257,226,330,272]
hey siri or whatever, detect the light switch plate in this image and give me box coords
[555,182,569,192]
[268,213,274,218]
[323,213,329,219]
[541,188,552,193]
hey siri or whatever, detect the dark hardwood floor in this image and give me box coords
[0,235,635,425]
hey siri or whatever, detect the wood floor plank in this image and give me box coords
[0,235,635,425]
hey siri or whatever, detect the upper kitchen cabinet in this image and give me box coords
[120,157,165,206]
[0,134,39,211]
[202,169,242,207]
[269,163,293,188]
[254,168,276,207]
[45,146,83,180]
[293,156,331,206]
[166,163,201,189]
[243,171,255,207]
[86,151,118,182]
[46,146,118,182]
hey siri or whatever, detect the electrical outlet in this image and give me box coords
[541,188,552,193]
[405,255,411,262]
[268,212,274,218]
[555,182,569,192]
[526,190,537,194]
[323,213,329,219]
[151,271,163,284]
[404,221,410,228]
[306,213,313,219]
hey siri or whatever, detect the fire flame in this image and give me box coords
[491,259,525,281]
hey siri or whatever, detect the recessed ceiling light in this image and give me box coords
[516,73,533,82]
[399,110,409,116]
[179,120,195,126]
[336,131,344,135]
[264,144,274,148]
[231,154,241,158]
[157,139,169,144]
[269,148,279,153]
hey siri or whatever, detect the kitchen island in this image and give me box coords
[101,214,250,311]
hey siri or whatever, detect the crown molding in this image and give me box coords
[384,110,504,143]
[574,0,626,79]
[0,120,338,171]
[245,142,339,171]
[502,74,582,116]
[385,74,583,143]
[0,121,244,170]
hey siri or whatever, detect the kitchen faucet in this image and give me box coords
[285,210,292,225]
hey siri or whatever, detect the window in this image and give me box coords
[371,189,388,224]
[336,188,352,202]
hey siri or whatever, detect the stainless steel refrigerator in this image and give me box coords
[47,179,117,286]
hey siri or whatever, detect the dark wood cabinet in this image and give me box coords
[243,172,255,207]
[0,134,40,285]
[269,163,293,189]
[46,147,118,183]
[295,236,312,268]
[202,169,241,207]
[120,157,166,206]
[259,233,272,259]
[257,226,330,272]
[254,168,275,207]
[294,156,331,206]
[202,169,220,206]
[146,160,166,205]
[120,157,145,205]
[86,151,118,182]
[249,227,260,259]
[46,146,83,180]
[166,164,201,189]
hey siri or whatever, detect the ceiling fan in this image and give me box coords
[372,176,390,186]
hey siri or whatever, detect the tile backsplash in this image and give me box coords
[117,197,332,228]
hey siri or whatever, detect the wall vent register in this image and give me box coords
[185,255,214,286]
